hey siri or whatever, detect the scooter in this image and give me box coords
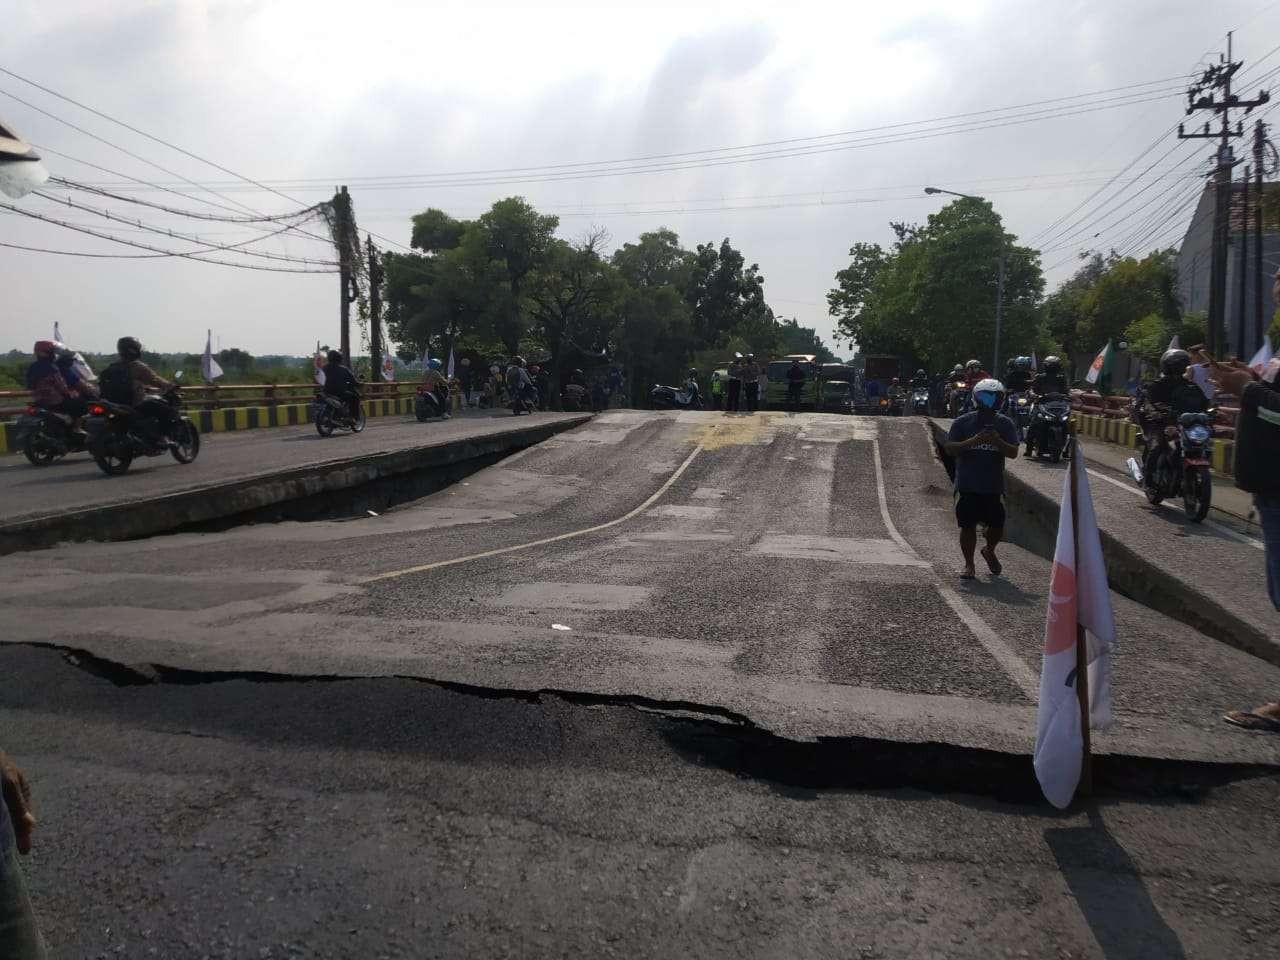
[510,383,539,416]
[1026,395,1072,462]
[649,384,702,410]
[414,384,448,421]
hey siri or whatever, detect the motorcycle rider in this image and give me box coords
[421,358,451,419]
[1031,356,1068,397]
[910,368,930,391]
[1005,357,1033,394]
[943,378,1019,580]
[25,340,86,422]
[1138,348,1210,482]
[98,336,177,444]
[506,356,536,411]
[531,364,552,411]
[321,349,361,422]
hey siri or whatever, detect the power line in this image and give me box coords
[0,201,338,272]
[29,189,340,266]
[49,176,325,223]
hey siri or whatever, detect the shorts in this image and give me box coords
[955,492,1005,530]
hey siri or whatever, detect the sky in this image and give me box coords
[2,0,1279,357]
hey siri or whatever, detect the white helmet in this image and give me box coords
[973,378,1005,409]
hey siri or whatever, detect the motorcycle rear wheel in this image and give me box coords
[94,447,133,476]
[351,409,367,433]
[22,432,60,467]
[315,408,335,437]
[171,420,200,464]
[1183,466,1211,522]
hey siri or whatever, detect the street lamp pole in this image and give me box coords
[924,187,1005,374]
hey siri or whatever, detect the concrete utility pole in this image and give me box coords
[329,185,357,360]
[1178,32,1269,356]
[1254,120,1269,349]
[367,234,384,379]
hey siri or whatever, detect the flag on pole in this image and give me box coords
[1034,447,1116,809]
[313,343,326,386]
[381,350,395,382]
[201,329,224,382]
[53,321,63,346]
[1248,336,1273,376]
[1190,363,1215,399]
[1168,335,1180,351]
[446,349,455,379]
[1030,351,1038,372]
[1084,341,1112,387]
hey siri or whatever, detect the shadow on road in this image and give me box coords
[1044,808,1186,960]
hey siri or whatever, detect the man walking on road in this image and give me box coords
[943,378,1019,579]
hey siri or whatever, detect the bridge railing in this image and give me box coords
[0,380,421,420]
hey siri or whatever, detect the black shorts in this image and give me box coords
[955,492,1005,530]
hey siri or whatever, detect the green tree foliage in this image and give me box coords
[1082,250,1180,349]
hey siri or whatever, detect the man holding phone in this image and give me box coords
[944,378,1020,579]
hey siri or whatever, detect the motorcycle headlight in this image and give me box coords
[1059,415,1070,422]
[1186,425,1210,442]
[1017,398,1028,406]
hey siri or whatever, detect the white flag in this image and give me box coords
[1248,336,1273,376]
[1168,335,1180,351]
[201,329,224,382]
[381,351,395,382]
[53,321,63,346]
[1191,363,1214,399]
[1034,449,1116,809]
[314,343,326,386]
[1030,351,1038,372]
[446,349,455,379]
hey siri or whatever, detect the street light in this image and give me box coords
[924,186,1006,372]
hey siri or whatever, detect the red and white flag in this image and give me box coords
[313,343,326,386]
[1033,448,1116,809]
[381,350,395,382]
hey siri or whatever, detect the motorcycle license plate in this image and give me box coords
[1184,458,1209,467]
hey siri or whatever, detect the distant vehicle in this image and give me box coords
[862,355,902,405]
[817,364,854,413]
[765,355,819,408]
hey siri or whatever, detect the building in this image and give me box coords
[1176,180,1279,360]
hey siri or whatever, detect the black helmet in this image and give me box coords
[1043,355,1063,373]
[327,350,344,365]
[1160,348,1191,377]
[117,336,142,360]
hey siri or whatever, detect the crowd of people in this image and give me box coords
[707,356,808,412]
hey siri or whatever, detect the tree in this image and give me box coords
[478,197,559,354]
[215,347,253,373]
[827,242,887,344]
[1079,250,1180,350]
[612,228,690,289]
[777,319,837,363]
[1042,253,1109,362]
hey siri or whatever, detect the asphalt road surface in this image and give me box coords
[2,411,1277,958]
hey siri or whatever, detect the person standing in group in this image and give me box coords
[458,356,473,407]
[743,355,761,412]
[710,369,724,410]
[726,357,743,412]
[942,378,1019,580]
[786,358,807,411]
[757,362,769,411]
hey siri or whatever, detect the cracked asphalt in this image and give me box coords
[2,411,1278,958]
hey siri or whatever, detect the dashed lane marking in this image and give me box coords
[357,444,704,584]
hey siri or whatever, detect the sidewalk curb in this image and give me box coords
[927,420,1278,667]
[0,396,419,455]
[0,416,591,555]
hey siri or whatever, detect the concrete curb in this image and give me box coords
[0,396,422,455]
[1072,411,1236,477]
[927,420,1278,667]
[0,416,590,555]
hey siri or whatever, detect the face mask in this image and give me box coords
[975,392,999,409]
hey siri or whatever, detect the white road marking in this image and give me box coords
[358,444,704,584]
[872,431,1040,700]
[1084,467,1263,550]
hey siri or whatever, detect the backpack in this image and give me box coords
[98,361,134,405]
[1234,381,1280,496]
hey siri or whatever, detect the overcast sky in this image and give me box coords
[3,0,1278,357]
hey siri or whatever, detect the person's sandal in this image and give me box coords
[1223,709,1280,732]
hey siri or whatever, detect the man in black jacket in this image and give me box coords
[322,350,361,421]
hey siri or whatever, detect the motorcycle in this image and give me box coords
[414,384,448,421]
[510,383,539,416]
[1129,409,1215,522]
[314,393,366,436]
[886,389,906,416]
[911,387,930,415]
[947,381,970,418]
[84,379,200,476]
[649,384,702,410]
[1005,391,1032,440]
[1026,395,1071,462]
[13,404,89,466]
[562,383,588,412]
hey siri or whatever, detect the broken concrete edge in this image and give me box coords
[0,415,591,555]
[926,419,1279,668]
[24,640,1277,802]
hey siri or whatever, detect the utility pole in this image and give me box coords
[367,234,384,380]
[328,185,358,360]
[1238,164,1251,355]
[1254,120,1269,349]
[1178,32,1269,357]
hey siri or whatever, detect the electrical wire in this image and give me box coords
[48,176,325,223]
[0,201,338,272]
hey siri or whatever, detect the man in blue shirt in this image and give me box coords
[944,378,1020,579]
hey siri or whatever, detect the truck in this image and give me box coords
[861,355,902,415]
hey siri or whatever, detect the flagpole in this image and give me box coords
[1068,424,1093,796]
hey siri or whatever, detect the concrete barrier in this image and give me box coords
[0,416,589,555]
[927,419,1277,666]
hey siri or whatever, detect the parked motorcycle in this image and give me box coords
[649,384,702,410]
[911,387,930,415]
[414,384,447,421]
[84,378,200,476]
[314,393,366,437]
[1026,395,1071,462]
[1129,409,1215,522]
[13,404,89,466]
